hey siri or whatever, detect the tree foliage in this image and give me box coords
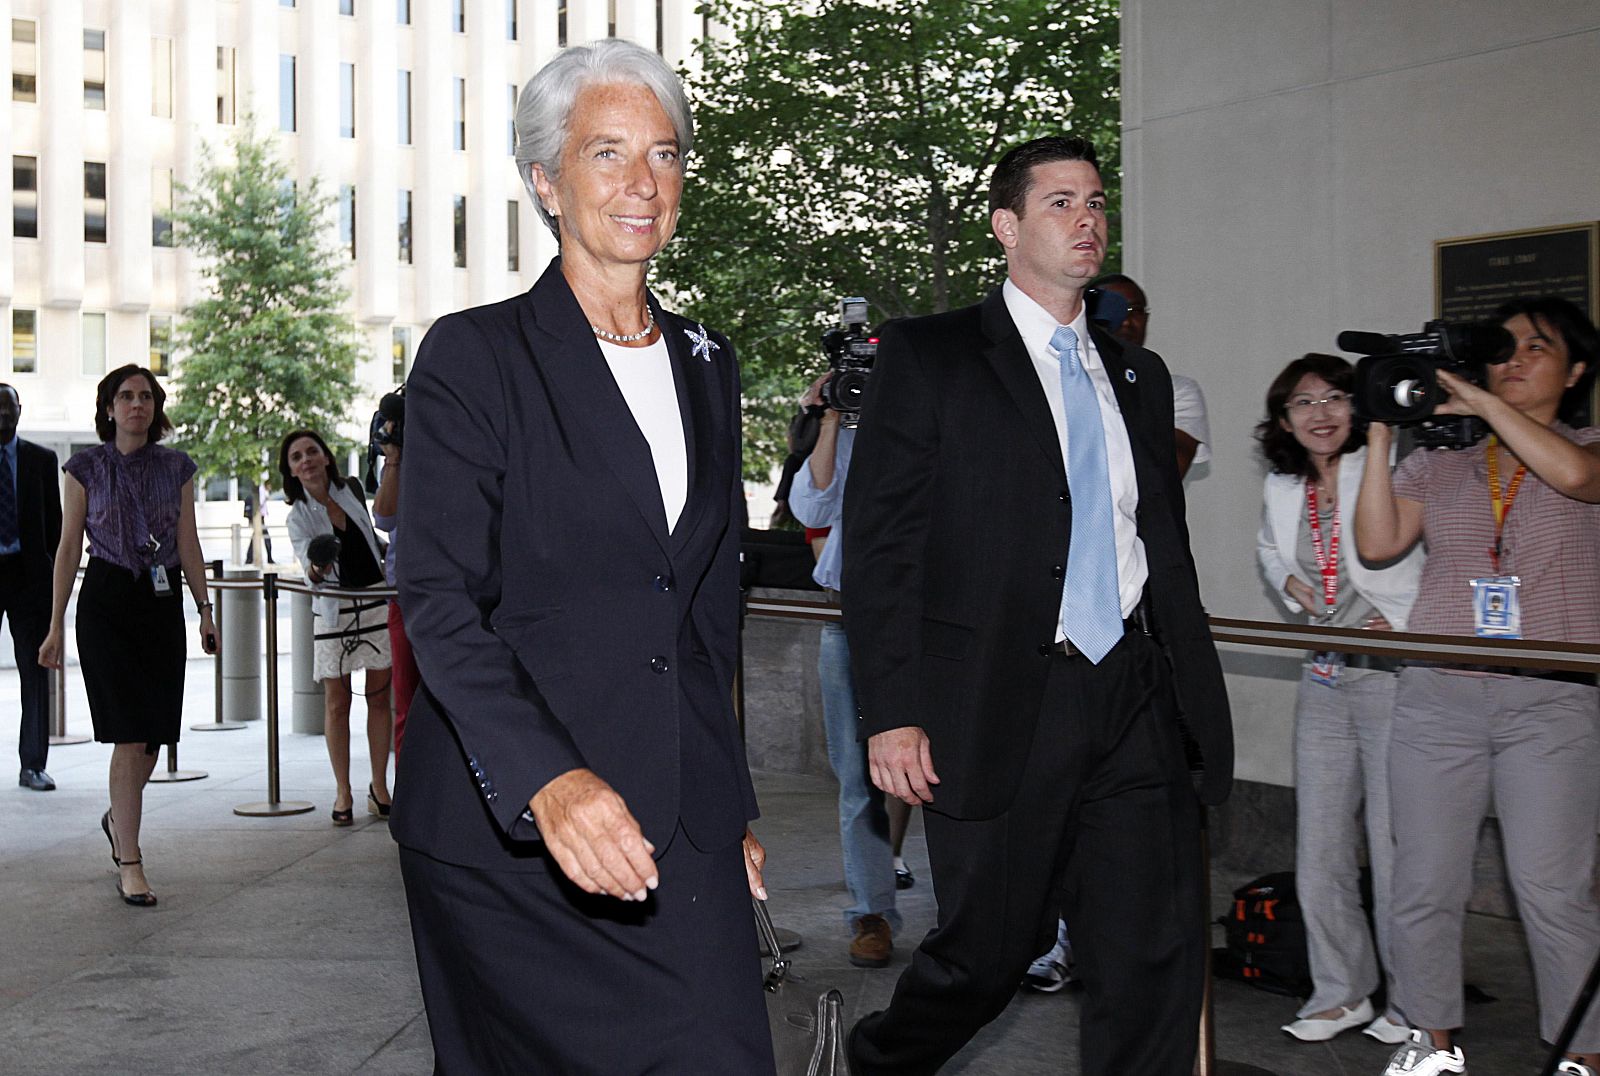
[168,122,361,496]
[657,0,1120,479]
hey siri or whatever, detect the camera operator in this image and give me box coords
[1354,297,1600,1076]
[788,372,903,969]
[369,419,417,765]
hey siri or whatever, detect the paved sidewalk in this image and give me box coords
[0,658,1555,1074]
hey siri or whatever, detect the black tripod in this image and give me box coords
[1539,945,1600,1076]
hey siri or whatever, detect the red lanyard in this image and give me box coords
[1485,435,1526,574]
[1304,480,1339,610]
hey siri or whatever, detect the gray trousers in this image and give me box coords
[1388,667,1600,1048]
[1293,665,1397,1018]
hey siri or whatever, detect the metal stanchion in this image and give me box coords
[192,559,245,731]
[235,573,313,817]
[148,741,206,783]
[48,662,90,746]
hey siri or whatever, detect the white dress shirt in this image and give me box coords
[598,337,688,532]
[1003,279,1149,631]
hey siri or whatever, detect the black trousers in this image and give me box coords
[400,825,776,1076]
[0,557,51,772]
[850,630,1205,1075]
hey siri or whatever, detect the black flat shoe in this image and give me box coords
[100,809,121,865]
[895,867,915,890]
[116,860,157,908]
[367,784,391,819]
[331,806,354,827]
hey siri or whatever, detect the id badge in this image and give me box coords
[1309,650,1344,688]
[150,564,174,597]
[1471,575,1521,638]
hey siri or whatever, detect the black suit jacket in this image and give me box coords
[8,438,62,597]
[842,287,1233,813]
[392,259,757,871]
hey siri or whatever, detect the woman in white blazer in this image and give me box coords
[280,429,393,826]
[1255,354,1423,1046]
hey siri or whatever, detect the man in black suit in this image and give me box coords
[0,385,62,791]
[842,137,1233,1075]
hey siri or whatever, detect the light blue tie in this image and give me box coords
[1053,325,1122,664]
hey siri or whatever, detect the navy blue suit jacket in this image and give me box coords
[391,259,757,871]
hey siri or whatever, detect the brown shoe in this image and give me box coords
[850,914,893,968]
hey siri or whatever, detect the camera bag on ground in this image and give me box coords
[754,898,851,1075]
[1213,871,1312,998]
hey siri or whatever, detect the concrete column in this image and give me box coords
[290,590,325,735]
[614,0,654,49]
[39,0,85,307]
[413,0,456,323]
[237,0,279,126]
[569,0,609,46]
[222,566,262,722]
[297,0,338,222]
[357,2,399,323]
[108,0,152,313]
[660,0,698,69]
[173,0,213,312]
[467,0,509,308]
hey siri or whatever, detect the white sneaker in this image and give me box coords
[1021,940,1074,993]
[1364,1012,1413,1045]
[1557,1062,1597,1076]
[1281,996,1374,1042]
[1382,1029,1466,1075]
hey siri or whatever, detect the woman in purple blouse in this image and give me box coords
[39,365,217,908]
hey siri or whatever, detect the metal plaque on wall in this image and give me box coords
[1436,222,1598,422]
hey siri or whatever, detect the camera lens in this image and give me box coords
[1391,379,1427,409]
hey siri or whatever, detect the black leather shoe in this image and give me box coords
[19,768,55,791]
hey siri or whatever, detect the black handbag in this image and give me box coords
[753,899,852,1076]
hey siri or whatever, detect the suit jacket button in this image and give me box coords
[1051,564,1064,579]
[653,574,673,592]
[1037,643,1052,657]
[1059,489,1070,503]
[651,656,670,674]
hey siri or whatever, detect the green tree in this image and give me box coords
[657,0,1120,481]
[168,121,361,552]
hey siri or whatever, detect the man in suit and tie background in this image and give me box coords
[0,384,63,791]
[842,136,1233,1074]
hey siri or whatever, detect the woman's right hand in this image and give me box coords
[1284,575,1319,611]
[38,627,64,669]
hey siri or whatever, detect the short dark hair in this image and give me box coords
[278,429,343,505]
[1495,296,1599,421]
[1254,353,1366,478]
[0,383,18,406]
[1092,273,1139,291]
[94,364,173,443]
[988,136,1100,218]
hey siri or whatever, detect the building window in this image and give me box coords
[84,29,108,109]
[557,2,567,48]
[153,169,175,247]
[392,326,412,381]
[453,0,466,33]
[279,55,297,132]
[280,0,295,7]
[13,156,37,239]
[149,315,174,377]
[508,84,518,154]
[397,69,412,144]
[340,0,356,15]
[507,200,519,272]
[453,78,466,151]
[397,189,412,264]
[82,312,107,376]
[656,0,664,54]
[84,162,108,243]
[339,185,356,259]
[453,195,467,268]
[10,310,37,375]
[340,63,356,139]
[217,46,236,124]
[608,0,616,37]
[507,0,518,40]
[152,38,174,118]
[397,0,411,25]
[12,20,37,103]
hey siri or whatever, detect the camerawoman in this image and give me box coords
[1353,296,1600,1074]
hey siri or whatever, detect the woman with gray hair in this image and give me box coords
[389,39,775,1073]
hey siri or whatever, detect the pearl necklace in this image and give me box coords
[591,307,655,344]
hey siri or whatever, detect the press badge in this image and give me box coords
[1471,575,1521,638]
[1309,651,1344,688]
[150,564,175,597]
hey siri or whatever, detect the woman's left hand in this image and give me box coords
[198,609,218,655]
[1433,367,1496,417]
[742,827,768,901]
[1364,613,1393,631]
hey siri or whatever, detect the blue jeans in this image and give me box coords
[818,621,900,932]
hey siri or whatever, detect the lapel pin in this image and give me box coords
[1124,368,1137,383]
[686,324,720,362]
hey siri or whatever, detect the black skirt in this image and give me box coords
[76,556,187,751]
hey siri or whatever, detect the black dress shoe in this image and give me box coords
[19,768,55,791]
[894,866,915,890]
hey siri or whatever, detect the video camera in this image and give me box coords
[1340,320,1513,449]
[817,297,877,429]
[363,385,406,493]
